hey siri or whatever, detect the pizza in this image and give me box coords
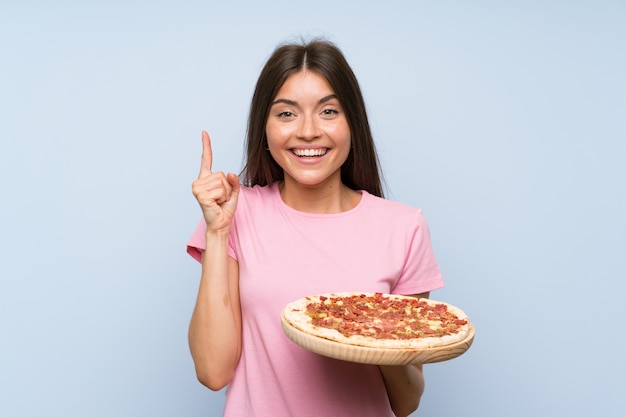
[282,292,471,350]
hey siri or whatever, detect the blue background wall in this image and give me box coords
[1,1,624,416]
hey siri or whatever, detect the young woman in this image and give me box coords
[187,39,444,417]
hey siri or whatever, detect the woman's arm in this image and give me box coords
[379,292,430,416]
[188,131,242,390]
[379,364,425,417]
[188,236,242,391]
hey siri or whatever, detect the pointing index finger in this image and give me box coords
[199,130,213,178]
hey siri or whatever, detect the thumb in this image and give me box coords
[227,173,240,194]
[224,172,241,210]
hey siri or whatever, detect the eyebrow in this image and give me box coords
[271,94,338,107]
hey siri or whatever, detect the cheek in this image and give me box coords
[265,122,287,145]
[334,126,352,148]
[265,127,285,157]
[333,120,351,141]
[265,132,279,150]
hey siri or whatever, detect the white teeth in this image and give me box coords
[293,148,327,157]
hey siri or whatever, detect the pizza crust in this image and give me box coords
[282,293,471,350]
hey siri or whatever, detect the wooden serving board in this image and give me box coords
[281,312,475,365]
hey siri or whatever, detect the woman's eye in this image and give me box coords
[322,108,339,116]
[278,111,294,118]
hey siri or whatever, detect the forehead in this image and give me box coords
[276,70,335,98]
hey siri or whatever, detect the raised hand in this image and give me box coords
[191,131,240,234]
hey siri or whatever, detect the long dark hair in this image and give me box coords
[241,39,384,198]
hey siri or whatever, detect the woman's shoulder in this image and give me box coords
[236,183,280,211]
[362,191,425,218]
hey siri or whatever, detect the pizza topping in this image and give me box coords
[303,293,468,340]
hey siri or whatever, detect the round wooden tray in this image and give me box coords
[281,312,475,365]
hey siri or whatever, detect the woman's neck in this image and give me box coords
[278,178,361,214]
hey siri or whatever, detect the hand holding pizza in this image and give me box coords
[191,131,240,234]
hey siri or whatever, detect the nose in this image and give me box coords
[296,115,321,141]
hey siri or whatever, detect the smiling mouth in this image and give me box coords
[292,148,328,157]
